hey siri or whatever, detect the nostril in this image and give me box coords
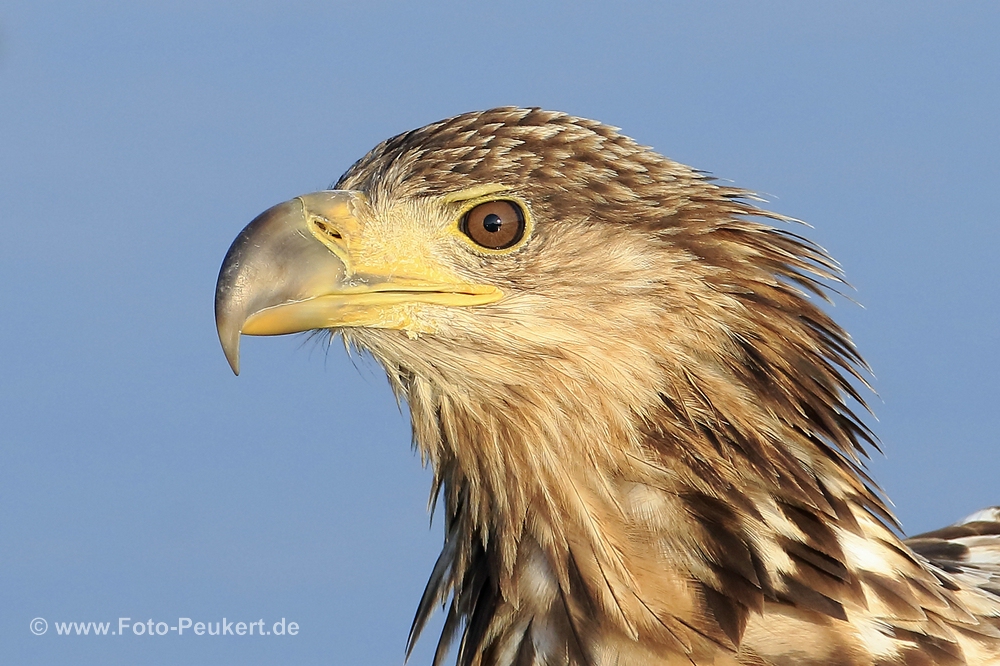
[314,219,343,240]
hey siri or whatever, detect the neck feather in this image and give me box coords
[389,332,893,665]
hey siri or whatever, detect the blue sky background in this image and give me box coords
[2,2,998,664]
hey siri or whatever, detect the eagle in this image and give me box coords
[214,108,1000,665]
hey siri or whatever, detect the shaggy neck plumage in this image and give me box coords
[360,279,890,665]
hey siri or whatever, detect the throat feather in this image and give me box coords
[403,363,891,664]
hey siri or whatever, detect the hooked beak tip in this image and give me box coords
[217,314,242,376]
[226,348,241,376]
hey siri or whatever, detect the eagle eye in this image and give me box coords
[461,200,525,250]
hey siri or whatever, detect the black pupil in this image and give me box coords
[482,213,503,233]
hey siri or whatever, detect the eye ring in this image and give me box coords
[461,200,526,250]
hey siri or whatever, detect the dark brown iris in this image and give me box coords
[461,200,525,250]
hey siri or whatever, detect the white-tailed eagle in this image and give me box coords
[215,108,1000,665]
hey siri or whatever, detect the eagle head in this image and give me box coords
[214,108,1000,666]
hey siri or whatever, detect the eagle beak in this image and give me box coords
[215,190,503,375]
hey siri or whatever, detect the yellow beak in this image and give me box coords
[215,190,503,374]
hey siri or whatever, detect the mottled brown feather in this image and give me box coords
[312,108,1000,664]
